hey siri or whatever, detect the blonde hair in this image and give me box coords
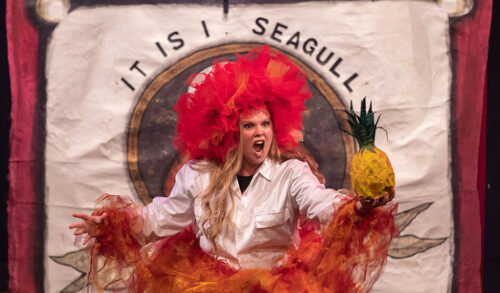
[196,131,324,252]
[198,145,243,252]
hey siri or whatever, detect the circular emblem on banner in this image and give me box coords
[128,43,354,204]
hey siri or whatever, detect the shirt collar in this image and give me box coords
[232,158,274,196]
[256,158,273,181]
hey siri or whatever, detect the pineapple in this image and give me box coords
[345,98,395,201]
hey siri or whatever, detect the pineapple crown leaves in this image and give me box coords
[343,97,387,152]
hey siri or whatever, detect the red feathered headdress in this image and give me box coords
[173,45,311,163]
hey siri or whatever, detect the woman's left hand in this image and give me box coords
[355,190,395,214]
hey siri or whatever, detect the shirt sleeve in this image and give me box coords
[141,163,197,242]
[288,160,347,224]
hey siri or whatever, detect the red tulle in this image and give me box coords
[173,45,311,163]
[88,195,398,292]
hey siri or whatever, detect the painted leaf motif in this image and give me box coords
[50,250,89,292]
[395,202,433,232]
[390,202,448,258]
[50,249,89,273]
[60,274,87,293]
[389,235,447,259]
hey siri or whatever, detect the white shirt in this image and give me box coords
[142,158,345,270]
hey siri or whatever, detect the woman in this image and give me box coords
[70,45,394,291]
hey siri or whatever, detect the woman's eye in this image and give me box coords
[262,121,270,127]
[243,123,253,129]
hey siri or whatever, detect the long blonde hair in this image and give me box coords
[196,132,324,252]
[198,143,243,252]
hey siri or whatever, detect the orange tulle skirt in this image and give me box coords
[88,194,397,293]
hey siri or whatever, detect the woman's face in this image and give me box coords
[239,109,274,173]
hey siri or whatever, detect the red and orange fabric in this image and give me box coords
[88,194,397,293]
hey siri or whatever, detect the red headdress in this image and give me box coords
[173,45,311,163]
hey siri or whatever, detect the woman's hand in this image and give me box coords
[69,212,108,245]
[355,189,395,214]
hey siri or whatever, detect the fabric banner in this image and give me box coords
[7,0,491,292]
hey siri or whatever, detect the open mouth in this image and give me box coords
[253,140,264,152]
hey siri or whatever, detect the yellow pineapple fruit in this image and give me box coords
[345,98,395,200]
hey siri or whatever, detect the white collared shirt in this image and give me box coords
[142,158,345,270]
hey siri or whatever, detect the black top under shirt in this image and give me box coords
[237,174,254,193]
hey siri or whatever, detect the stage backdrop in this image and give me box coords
[7,0,491,292]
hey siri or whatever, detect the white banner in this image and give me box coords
[44,2,453,292]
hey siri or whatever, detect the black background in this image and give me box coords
[484,1,499,292]
[0,1,499,292]
[1,1,11,291]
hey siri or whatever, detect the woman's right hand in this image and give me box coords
[69,212,108,245]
